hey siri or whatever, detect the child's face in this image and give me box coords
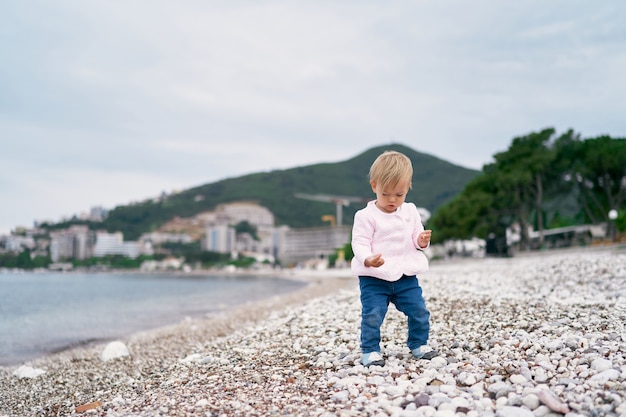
[370,180,411,213]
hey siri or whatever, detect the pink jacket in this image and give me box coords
[351,200,429,281]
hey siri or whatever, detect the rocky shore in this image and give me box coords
[1,246,625,417]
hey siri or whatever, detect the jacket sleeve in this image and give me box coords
[411,204,429,250]
[351,210,375,266]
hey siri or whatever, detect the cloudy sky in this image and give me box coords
[1,1,625,234]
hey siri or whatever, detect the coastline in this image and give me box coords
[2,248,625,416]
[0,269,317,367]
[0,273,357,415]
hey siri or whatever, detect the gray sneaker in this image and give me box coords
[361,351,385,367]
[412,347,438,360]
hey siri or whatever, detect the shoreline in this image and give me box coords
[0,269,336,368]
[0,271,352,368]
[2,249,625,416]
[1,274,358,415]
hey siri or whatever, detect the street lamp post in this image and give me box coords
[608,209,618,242]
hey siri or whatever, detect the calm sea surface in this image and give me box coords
[0,270,306,366]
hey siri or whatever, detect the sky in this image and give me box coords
[1,1,625,235]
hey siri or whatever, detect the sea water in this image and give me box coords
[0,270,305,366]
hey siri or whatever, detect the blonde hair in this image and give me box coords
[369,150,413,190]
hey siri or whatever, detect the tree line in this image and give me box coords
[430,128,626,250]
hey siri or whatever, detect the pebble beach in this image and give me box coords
[2,246,626,417]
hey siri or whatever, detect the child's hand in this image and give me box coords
[365,253,384,268]
[418,230,432,248]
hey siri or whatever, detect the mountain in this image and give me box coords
[100,144,480,240]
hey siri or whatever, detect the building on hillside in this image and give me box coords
[278,225,351,267]
[1,234,35,253]
[203,224,236,254]
[201,202,276,257]
[89,206,108,222]
[235,222,278,260]
[217,201,275,227]
[50,232,73,262]
[220,202,276,258]
[140,232,193,245]
[159,215,208,240]
[73,227,93,259]
[200,202,349,266]
[49,227,143,261]
[49,225,93,262]
[93,231,140,258]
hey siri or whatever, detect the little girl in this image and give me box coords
[351,150,436,367]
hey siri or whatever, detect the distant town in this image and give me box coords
[0,201,353,272]
[1,198,620,273]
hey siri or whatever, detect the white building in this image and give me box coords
[203,224,236,254]
[140,232,193,245]
[49,225,93,262]
[201,202,276,257]
[278,225,351,266]
[89,206,108,222]
[217,201,274,227]
[2,234,35,253]
[93,231,140,258]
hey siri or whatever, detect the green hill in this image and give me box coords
[100,144,479,240]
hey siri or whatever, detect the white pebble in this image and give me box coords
[509,374,526,385]
[12,365,45,379]
[589,369,620,383]
[495,406,534,417]
[195,399,209,407]
[331,390,349,402]
[101,341,130,362]
[590,358,612,372]
[521,393,539,410]
[429,356,448,369]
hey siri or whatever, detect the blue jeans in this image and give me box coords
[359,275,430,354]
